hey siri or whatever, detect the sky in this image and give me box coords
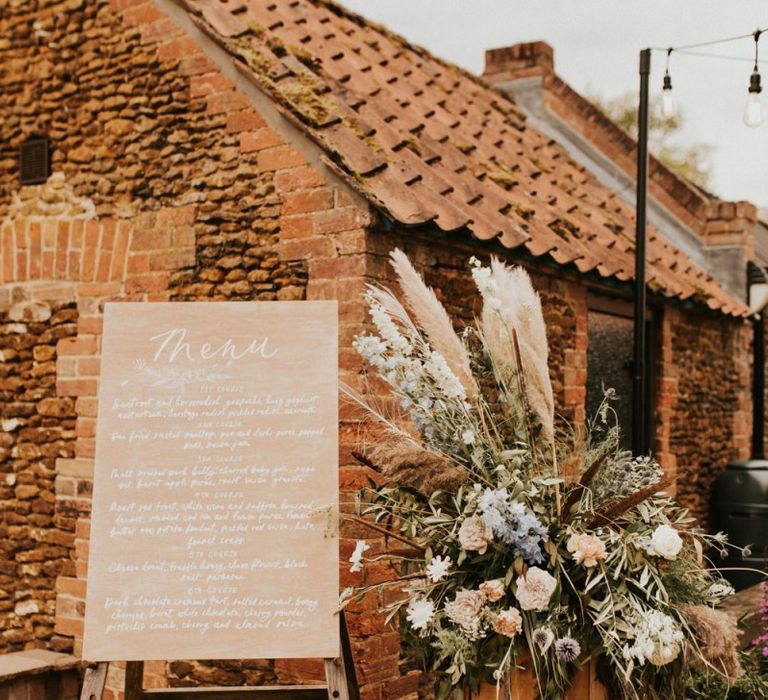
[341,0,768,209]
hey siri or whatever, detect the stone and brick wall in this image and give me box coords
[664,307,750,527]
[0,210,194,671]
[0,299,77,654]
[2,1,374,696]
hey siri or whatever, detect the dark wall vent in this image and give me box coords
[19,137,50,185]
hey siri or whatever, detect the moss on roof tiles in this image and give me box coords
[189,0,747,316]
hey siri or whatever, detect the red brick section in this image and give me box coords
[706,201,758,256]
[484,42,554,80]
[482,41,759,253]
[0,220,131,288]
[655,311,679,484]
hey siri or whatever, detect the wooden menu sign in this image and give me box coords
[83,301,339,662]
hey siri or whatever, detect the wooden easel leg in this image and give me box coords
[125,661,145,700]
[324,658,346,700]
[80,662,109,700]
[324,612,360,700]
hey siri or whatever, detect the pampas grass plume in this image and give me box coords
[389,249,477,399]
[481,258,555,440]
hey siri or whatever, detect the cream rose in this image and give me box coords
[444,589,487,636]
[458,516,494,554]
[566,532,607,568]
[515,567,557,611]
[492,607,523,638]
[479,579,506,602]
[648,524,683,560]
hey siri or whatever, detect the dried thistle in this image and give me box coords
[592,454,663,505]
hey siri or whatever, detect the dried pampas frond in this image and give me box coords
[365,284,420,340]
[490,260,549,369]
[681,604,742,681]
[589,476,674,528]
[389,249,477,399]
[560,452,610,520]
[357,440,467,497]
[480,258,554,440]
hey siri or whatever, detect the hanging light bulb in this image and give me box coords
[662,72,676,118]
[744,70,763,127]
[744,30,763,127]
[661,49,676,118]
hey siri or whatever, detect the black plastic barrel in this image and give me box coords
[711,459,768,590]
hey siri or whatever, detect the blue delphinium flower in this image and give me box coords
[477,488,548,564]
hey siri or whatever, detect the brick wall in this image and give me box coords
[0,211,196,671]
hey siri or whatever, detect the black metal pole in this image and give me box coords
[632,48,651,456]
[753,308,765,460]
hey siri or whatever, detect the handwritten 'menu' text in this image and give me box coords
[149,327,278,363]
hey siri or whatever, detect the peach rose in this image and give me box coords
[479,579,506,602]
[515,567,556,611]
[566,532,607,568]
[458,516,494,554]
[444,589,487,635]
[492,607,523,638]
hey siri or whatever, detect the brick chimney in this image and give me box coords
[483,41,554,83]
[706,201,757,257]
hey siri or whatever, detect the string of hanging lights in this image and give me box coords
[631,26,766,456]
[656,28,766,126]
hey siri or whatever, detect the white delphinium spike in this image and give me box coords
[389,249,478,400]
[365,285,420,341]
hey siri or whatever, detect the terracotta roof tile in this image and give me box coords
[194,0,248,37]
[179,0,747,316]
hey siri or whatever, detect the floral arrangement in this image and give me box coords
[345,250,746,700]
